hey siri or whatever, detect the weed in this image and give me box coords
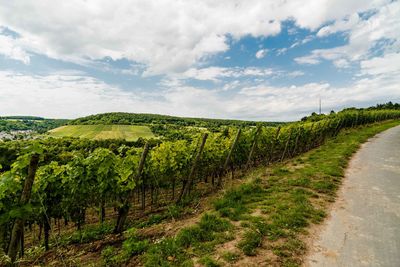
[122,232,149,257]
[213,182,264,220]
[221,251,240,263]
[137,214,164,228]
[167,205,184,220]
[101,246,119,266]
[62,222,113,245]
[198,213,232,232]
[176,225,213,248]
[238,229,263,256]
[101,228,149,266]
[198,256,221,267]
[144,238,192,267]
[176,213,233,253]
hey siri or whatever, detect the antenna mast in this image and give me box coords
[319,97,321,115]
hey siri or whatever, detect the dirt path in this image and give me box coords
[305,125,400,267]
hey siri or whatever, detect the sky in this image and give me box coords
[0,0,399,121]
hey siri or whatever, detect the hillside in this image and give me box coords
[48,125,155,141]
[66,112,285,141]
[69,112,284,128]
[1,107,400,266]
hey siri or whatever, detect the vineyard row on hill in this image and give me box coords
[1,109,400,261]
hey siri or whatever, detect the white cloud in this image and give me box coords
[317,13,360,37]
[295,46,357,66]
[288,70,305,77]
[333,59,350,68]
[241,67,274,77]
[294,55,321,65]
[2,67,397,122]
[278,35,315,57]
[276,48,288,56]
[0,0,386,74]
[169,66,276,82]
[255,49,268,59]
[180,67,232,82]
[0,71,147,118]
[360,52,400,75]
[163,66,303,87]
[290,35,314,49]
[296,1,400,68]
[0,1,398,121]
[0,35,30,64]
[239,83,330,97]
[235,75,400,119]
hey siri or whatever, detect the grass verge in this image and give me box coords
[124,120,399,266]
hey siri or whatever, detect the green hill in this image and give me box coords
[48,125,155,141]
[68,112,284,128]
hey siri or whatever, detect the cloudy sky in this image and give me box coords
[0,0,399,121]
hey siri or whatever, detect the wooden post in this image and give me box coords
[331,118,340,136]
[139,143,149,212]
[141,182,146,211]
[334,118,343,136]
[306,123,315,151]
[246,126,261,170]
[177,133,208,203]
[327,119,336,138]
[218,128,241,188]
[171,178,176,200]
[280,127,293,162]
[317,120,328,145]
[359,112,364,125]
[19,228,24,257]
[43,218,50,251]
[38,223,42,242]
[352,113,359,128]
[290,126,301,157]
[268,126,281,164]
[99,200,105,224]
[8,153,40,263]
[114,143,149,233]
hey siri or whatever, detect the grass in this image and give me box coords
[137,120,399,266]
[221,251,240,263]
[198,256,221,267]
[66,224,113,245]
[48,124,155,141]
[101,228,149,265]
[35,120,399,266]
[139,213,233,266]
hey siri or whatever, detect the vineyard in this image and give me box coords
[1,109,400,265]
[48,125,155,141]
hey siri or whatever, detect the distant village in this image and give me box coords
[0,130,36,141]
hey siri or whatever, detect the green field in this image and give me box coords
[48,125,155,141]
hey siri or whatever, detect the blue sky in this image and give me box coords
[0,0,399,121]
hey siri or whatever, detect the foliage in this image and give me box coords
[69,112,282,128]
[198,256,221,267]
[0,117,67,133]
[0,107,399,259]
[221,251,240,263]
[101,228,149,265]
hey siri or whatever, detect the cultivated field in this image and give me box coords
[48,125,155,141]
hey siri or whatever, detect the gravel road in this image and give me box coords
[305,125,400,267]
